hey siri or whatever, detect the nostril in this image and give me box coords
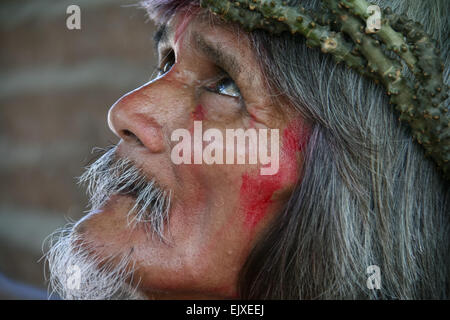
[122,129,144,146]
[122,129,133,138]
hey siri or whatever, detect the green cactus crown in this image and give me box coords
[199,0,449,180]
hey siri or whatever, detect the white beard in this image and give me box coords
[45,224,143,300]
[45,146,173,299]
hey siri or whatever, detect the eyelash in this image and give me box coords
[204,74,242,99]
[157,49,175,76]
[156,49,243,101]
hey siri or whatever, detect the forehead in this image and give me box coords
[162,12,258,80]
[159,10,249,48]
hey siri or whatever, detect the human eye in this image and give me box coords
[205,74,241,98]
[157,49,175,76]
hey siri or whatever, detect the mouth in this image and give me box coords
[118,179,144,199]
[117,179,165,218]
[79,147,172,241]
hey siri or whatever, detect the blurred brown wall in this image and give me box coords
[0,0,158,298]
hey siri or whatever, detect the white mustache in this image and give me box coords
[78,145,172,242]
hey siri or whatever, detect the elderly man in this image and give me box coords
[46,0,449,299]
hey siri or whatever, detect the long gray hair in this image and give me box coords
[142,0,450,299]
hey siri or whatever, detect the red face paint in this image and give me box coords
[192,104,205,121]
[174,8,199,44]
[248,114,257,129]
[239,119,310,230]
[240,172,282,229]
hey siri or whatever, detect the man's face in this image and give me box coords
[68,11,309,299]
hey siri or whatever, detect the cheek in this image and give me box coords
[192,104,206,121]
[239,119,310,231]
[239,173,282,230]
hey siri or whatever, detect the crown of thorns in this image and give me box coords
[200,0,449,180]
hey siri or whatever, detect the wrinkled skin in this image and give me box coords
[74,11,310,299]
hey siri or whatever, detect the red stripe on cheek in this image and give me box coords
[240,173,282,229]
[192,104,205,121]
[280,118,310,184]
[239,119,310,230]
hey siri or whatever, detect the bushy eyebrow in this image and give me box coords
[153,23,171,50]
[191,31,242,79]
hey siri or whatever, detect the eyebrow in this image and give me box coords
[153,23,171,50]
[191,31,242,79]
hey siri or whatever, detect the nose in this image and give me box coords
[108,82,168,153]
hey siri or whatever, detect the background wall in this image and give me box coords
[0,0,158,298]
